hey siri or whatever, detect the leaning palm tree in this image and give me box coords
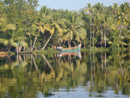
[26,23,40,51]
[26,9,51,51]
[41,11,66,50]
[38,6,52,43]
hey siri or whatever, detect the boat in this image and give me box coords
[57,51,82,58]
[57,44,81,52]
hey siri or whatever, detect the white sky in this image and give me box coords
[37,0,130,11]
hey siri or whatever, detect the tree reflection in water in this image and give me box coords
[0,51,129,97]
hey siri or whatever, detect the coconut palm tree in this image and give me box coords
[0,0,6,17]
[101,7,110,48]
[92,3,104,47]
[25,7,51,51]
[111,3,118,15]
[26,23,40,51]
[116,2,130,37]
[79,8,89,48]
[63,12,86,47]
[0,24,27,52]
[107,30,127,49]
[85,3,93,50]
[32,11,51,51]
[41,11,66,50]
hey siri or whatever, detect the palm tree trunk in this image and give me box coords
[7,45,11,52]
[89,10,91,51]
[119,24,123,37]
[105,52,106,67]
[41,34,53,50]
[69,39,71,48]
[119,25,123,48]
[30,36,32,51]
[16,45,19,55]
[104,28,106,48]
[24,47,25,52]
[31,35,38,51]
[44,35,46,43]
[18,45,22,52]
[90,24,91,50]
[101,27,103,47]
[93,25,94,50]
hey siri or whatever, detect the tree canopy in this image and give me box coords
[0,1,130,52]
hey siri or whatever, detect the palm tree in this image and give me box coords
[107,30,127,49]
[86,3,92,50]
[0,1,6,17]
[0,24,27,52]
[33,11,51,51]
[79,8,89,48]
[63,12,86,47]
[41,11,66,50]
[111,3,118,15]
[116,2,130,37]
[101,7,110,48]
[92,3,104,47]
[26,23,40,51]
[26,7,51,51]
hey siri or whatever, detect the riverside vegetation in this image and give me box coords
[0,1,130,54]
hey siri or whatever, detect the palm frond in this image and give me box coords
[13,37,25,41]
[50,27,54,35]
[39,26,45,34]
[6,24,16,30]
[55,23,62,34]
[10,40,17,47]
[18,41,28,47]
[0,38,9,45]
[45,26,51,31]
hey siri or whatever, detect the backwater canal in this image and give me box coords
[0,51,130,98]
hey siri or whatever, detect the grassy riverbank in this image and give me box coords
[8,46,128,56]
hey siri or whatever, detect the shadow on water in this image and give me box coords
[0,50,130,97]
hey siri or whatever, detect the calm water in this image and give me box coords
[0,51,130,98]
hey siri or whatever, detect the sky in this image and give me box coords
[37,0,130,11]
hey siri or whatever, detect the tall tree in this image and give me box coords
[0,24,27,52]
[86,3,92,50]
[63,12,86,47]
[116,2,130,37]
[93,3,104,47]
[41,11,66,50]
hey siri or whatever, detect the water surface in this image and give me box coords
[0,51,130,98]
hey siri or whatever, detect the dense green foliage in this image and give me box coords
[0,1,130,52]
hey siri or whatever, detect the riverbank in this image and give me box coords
[3,47,128,56]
